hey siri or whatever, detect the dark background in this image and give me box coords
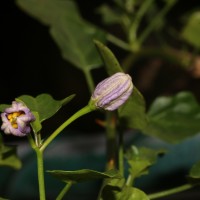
[1,0,200,134]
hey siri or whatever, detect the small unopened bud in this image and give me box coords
[91,72,133,111]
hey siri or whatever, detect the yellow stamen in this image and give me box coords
[7,114,12,120]
[12,112,21,118]
[7,111,24,129]
[12,123,18,129]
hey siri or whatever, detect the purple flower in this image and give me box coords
[91,72,133,111]
[1,101,35,137]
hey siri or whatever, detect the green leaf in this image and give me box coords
[16,0,106,71]
[0,134,22,169]
[94,40,123,75]
[0,197,9,200]
[16,93,75,123]
[0,104,10,112]
[125,146,165,180]
[99,178,125,200]
[144,91,200,143]
[47,169,121,183]
[188,160,200,184]
[118,187,149,200]
[31,111,42,133]
[118,89,148,130]
[94,40,147,130]
[97,4,121,25]
[100,177,149,200]
[181,12,200,49]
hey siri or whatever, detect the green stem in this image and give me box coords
[40,105,93,152]
[107,33,130,51]
[83,69,95,94]
[118,129,124,176]
[28,134,46,200]
[34,131,42,147]
[148,184,194,199]
[105,111,117,170]
[138,0,176,45]
[126,174,134,187]
[122,46,192,72]
[97,112,117,200]
[36,149,46,200]
[56,182,73,200]
[27,134,37,149]
[128,0,153,44]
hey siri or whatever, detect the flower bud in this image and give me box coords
[91,72,133,111]
[1,101,35,137]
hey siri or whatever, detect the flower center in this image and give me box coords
[7,111,25,129]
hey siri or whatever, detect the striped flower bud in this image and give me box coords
[1,101,35,137]
[91,72,133,111]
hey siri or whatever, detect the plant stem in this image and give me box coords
[122,46,192,73]
[83,69,95,94]
[138,0,176,45]
[105,111,117,170]
[36,149,46,200]
[34,131,42,147]
[40,105,93,152]
[126,174,134,187]
[128,0,153,44]
[107,33,130,51]
[118,128,124,176]
[28,134,46,200]
[56,182,73,200]
[96,112,117,200]
[148,184,194,199]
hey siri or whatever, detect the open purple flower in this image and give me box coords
[91,72,133,111]
[1,101,35,137]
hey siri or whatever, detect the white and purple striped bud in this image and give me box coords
[91,72,133,111]
[1,101,35,137]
